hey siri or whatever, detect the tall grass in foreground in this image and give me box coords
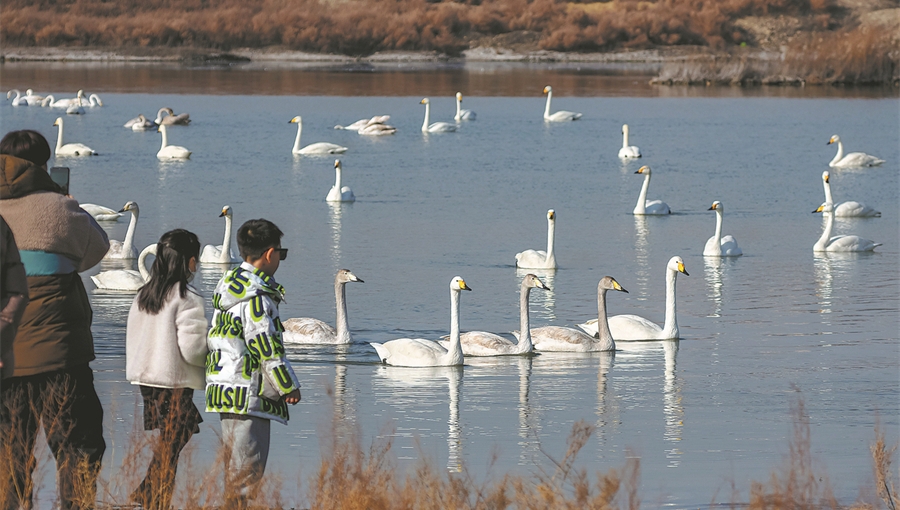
[1,384,896,509]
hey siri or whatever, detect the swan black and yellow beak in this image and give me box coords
[543,86,551,93]
[635,165,649,175]
[219,209,228,217]
[824,174,830,183]
[677,261,689,276]
[708,203,717,211]
[612,279,628,293]
[813,205,824,213]
[459,280,472,291]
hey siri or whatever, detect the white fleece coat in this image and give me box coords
[126,285,209,390]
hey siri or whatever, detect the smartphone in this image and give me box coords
[49,166,70,195]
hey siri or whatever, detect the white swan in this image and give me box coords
[821,170,880,217]
[358,123,397,136]
[124,114,158,131]
[52,117,96,156]
[90,244,156,292]
[200,205,241,264]
[439,274,548,356]
[283,269,364,344]
[827,135,884,168]
[7,90,31,106]
[419,98,457,133]
[326,159,355,203]
[525,276,626,352]
[158,107,191,125]
[23,89,45,105]
[454,92,476,121]
[813,202,881,252]
[369,276,471,367]
[83,94,103,107]
[289,116,348,155]
[542,86,582,122]
[632,166,670,215]
[334,115,392,133]
[104,202,139,260]
[580,256,688,341]
[65,103,85,115]
[41,90,85,108]
[157,125,191,159]
[80,203,123,221]
[515,209,557,269]
[618,124,641,158]
[703,201,742,257]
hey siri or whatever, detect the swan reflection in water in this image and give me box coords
[704,256,724,318]
[327,202,344,269]
[633,215,651,301]
[373,365,464,472]
[330,345,356,434]
[813,252,860,322]
[515,268,556,322]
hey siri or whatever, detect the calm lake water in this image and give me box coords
[1,63,898,508]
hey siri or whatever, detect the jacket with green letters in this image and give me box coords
[205,262,300,425]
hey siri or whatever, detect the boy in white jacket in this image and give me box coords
[205,219,300,503]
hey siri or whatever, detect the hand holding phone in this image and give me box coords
[49,167,70,195]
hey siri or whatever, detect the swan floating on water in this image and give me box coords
[827,135,884,168]
[524,276,626,352]
[326,160,355,202]
[335,115,395,135]
[454,92,476,121]
[283,269,364,344]
[104,202,140,260]
[7,89,42,106]
[91,244,156,292]
[124,114,158,131]
[542,86,582,122]
[812,202,881,252]
[200,205,241,264]
[157,107,191,125]
[515,209,557,269]
[618,124,641,158]
[289,116,348,155]
[580,256,688,341]
[821,170,880,217]
[42,90,85,108]
[420,98,457,133]
[703,201,742,257]
[439,274,548,356]
[52,117,96,156]
[369,276,471,367]
[80,203,123,222]
[157,125,191,159]
[633,166,670,215]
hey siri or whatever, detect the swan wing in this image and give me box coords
[720,235,742,256]
[618,146,641,158]
[643,200,670,215]
[607,314,664,340]
[531,326,596,352]
[282,317,337,344]
[104,240,137,260]
[826,235,880,252]
[458,109,476,121]
[57,144,96,156]
[515,249,552,269]
[457,331,519,356]
[91,270,144,292]
[370,337,448,367]
[358,124,396,136]
[81,204,122,221]
[426,122,457,133]
[834,152,885,168]
[545,111,582,122]
[200,244,224,263]
[703,236,721,256]
[835,201,880,217]
[299,143,348,155]
[157,145,191,159]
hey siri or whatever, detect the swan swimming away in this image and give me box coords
[42,90,85,108]
[326,159,355,202]
[200,205,241,264]
[812,202,881,252]
[158,107,191,125]
[289,116,348,155]
[52,117,96,156]
[124,114,158,131]
[523,276,626,352]
[821,170,880,217]
[66,103,85,115]
[157,125,191,159]
[419,98,457,133]
[91,244,156,292]
[580,256,688,341]
[515,209,558,269]
[542,86,582,122]
[703,201,742,257]
[618,124,641,158]
[633,166,670,215]
[454,92,476,121]
[827,135,884,168]
[439,274,548,356]
[335,115,395,135]
[104,202,140,260]
[283,269,364,344]
[369,276,471,367]
[80,203,123,222]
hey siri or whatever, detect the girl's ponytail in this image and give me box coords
[137,229,201,314]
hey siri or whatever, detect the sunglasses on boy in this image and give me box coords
[273,248,288,261]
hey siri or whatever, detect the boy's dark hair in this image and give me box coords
[0,130,52,166]
[138,229,201,315]
[237,219,284,261]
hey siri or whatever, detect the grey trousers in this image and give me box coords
[220,414,270,499]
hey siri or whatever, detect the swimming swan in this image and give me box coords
[703,201,742,257]
[124,114,158,131]
[104,202,140,260]
[326,159,355,202]
[90,244,156,292]
[827,135,884,168]
[821,170,880,217]
[80,203,123,221]
[200,205,241,264]
[156,125,191,159]
[633,166,670,215]
[542,86,582,122]
[618,124,641,158]
[23,89,45,104]
[515,209,558,269]
[52,117,96,156]
[419,98,457,133]
[580,256,688,341]
[813,202,881,252]
[439,274,548,356]
[525,276,627,352]
[369,276,471,367]
[7,89,38,106]
[335,115,395,135]
[158,107,191,125]
[289,116,348,155]
[41,90,85,108]
[454,92,476,121]
[283,269,364,344]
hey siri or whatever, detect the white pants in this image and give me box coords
[220,414,270,498]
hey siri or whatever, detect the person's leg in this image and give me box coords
[42,365,106,510]
[220,415,270,503]
[0,375,42,510]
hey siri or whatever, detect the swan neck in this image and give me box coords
[622,127,629,148]
[55,121,64,151]
[455,97,462,120]
[220,215,233,262]
[446,288,463,365]
[123,209,139,253]
[830,141,844,165]
[293,122,302,152]
[596,288,614,350]
[422,103,430,132]
[816,210,834,250]
[546,217,556,258]
[635,173,650,213]
[714,208,724,242]
[516,285,533,353]
[335,280,350,343]
[160,127,168,149]
[662,267,678,337]
[823,180,835,204]
[138,246,152,281]
[334,166,342,190]
[544,91,552,118]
